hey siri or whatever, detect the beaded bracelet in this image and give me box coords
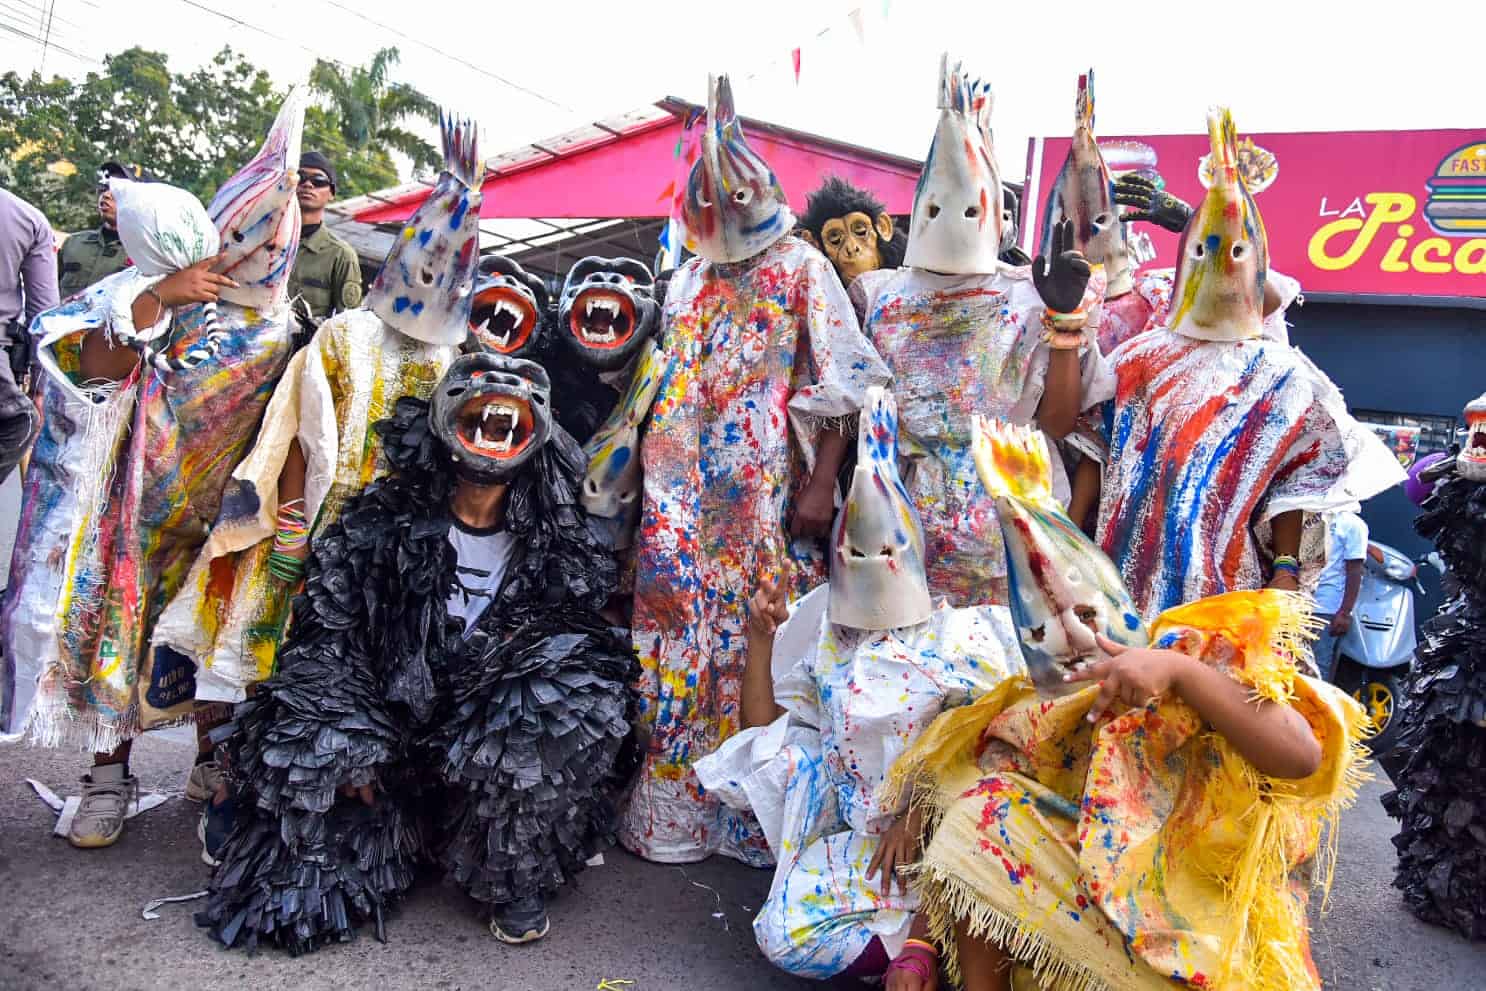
[1041,310,1088,350]
[1271,555,1300,577]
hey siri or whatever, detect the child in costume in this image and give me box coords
[153,114,484,708]
[852,55,1107,610]
[694,387,1025,982]
[2,92,306,849]
[618,74,890,865]
[199,352,637,951]
[886,419,1369,991]
[1087,108,1403,623]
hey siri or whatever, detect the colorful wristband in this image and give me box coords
[902,938,940,958]
[885,952,935,983]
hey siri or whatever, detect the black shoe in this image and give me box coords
[198,792,237,868]
[489,894,549,944]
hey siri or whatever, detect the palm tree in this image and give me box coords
[309,47,439,177]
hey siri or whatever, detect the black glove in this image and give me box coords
[1032,219,1092,314]
[1113,174,1192,233]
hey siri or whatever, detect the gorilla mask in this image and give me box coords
[468,254,546,357]
[433,352,553,485]
[558,257,661,371]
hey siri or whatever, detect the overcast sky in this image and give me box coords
[4,0,1481,183]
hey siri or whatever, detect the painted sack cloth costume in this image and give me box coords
[153,115,483,702]
[2,91,306,746]
[854,55,1108,609]
[885,420,1370,991]
[618,74,890,865]
[1093,109,1404,623]
[695,389,1026,978]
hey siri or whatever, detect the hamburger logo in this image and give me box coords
[1424,141,1486,236]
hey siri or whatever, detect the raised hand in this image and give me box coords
[1067,633,1193,724]
[153,252,239,307]
[1032,219,1092,314]
[1113,174,1193,233]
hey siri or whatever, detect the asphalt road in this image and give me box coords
[0,729,1479,991]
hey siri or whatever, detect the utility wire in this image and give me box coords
[0,17,96,65]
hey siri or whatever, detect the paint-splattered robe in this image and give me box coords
[854,266,1109,609]
[619,236,889,864]
[152,309,456,702]
[2,274,292,748]
[695,585,1024,978]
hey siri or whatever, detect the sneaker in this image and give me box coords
[489,894,550,944]
[185,760,222,803]
[198,792,238,868]
[67,763,137,849]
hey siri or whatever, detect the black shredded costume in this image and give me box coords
[199,379,639,953]
[1382,464,1486,942]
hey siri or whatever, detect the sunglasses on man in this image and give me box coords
[299,175,333,190]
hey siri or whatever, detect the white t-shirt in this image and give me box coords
[446,520,516,637]
[1313,512,1368,615]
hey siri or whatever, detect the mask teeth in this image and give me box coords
[440,111,483,190]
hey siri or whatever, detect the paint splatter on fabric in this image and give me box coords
[892,590,1370,991]
[619,236,889,865]
[153,309,456,702]
[1095,328,1402,624]
[1092,267,1302,356]
[854,266,1109,607]
[695,585,1025,978]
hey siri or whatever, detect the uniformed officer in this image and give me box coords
[56,161,145,297]
[287,151,362,338]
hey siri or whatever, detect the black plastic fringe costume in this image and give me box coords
[1382,470,1486,941]
[198,397,638,954]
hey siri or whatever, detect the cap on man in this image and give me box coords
[287,151,362,332]
[56,160,145,296]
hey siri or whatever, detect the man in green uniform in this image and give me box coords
[287,151,362,338]
[56,161,144,297]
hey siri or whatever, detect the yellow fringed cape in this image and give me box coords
[884,590,1371,991]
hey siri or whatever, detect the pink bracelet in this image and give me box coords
[884,948,936,983]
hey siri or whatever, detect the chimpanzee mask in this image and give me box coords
[432,352,553,484]
[557,257,661,371]
[466,254,547,357]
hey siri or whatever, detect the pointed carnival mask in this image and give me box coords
[1167,108,1268,342]
[210,85,306,310]
[903,54,1004,276]
[1040,71,1131,297]
[1460,390,1486,481]
[558,256,661,371]
[829,386,933,630]
[432,351,553,484]
[680,74,794,264]
[973,417,1147,692]
[467,254,546,357]
[368,113,484,346]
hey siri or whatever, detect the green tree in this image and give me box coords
[308,46,439,191]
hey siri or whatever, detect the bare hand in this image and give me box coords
[746,570,791,643]
[1329,612,1352,636]
[885,954,938,991]
[1068,634,1193,723]
[866,809,922,898]
[153,252,238,306]
[1268,571,1300,592]
[789,477,836,538]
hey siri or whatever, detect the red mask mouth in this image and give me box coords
[469,287,538,353]
[568,288,637,351]
[455,393,535,461]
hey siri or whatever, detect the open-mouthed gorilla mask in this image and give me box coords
[467,254,547,357]
[558,257,661,371]
[432,352,553,484]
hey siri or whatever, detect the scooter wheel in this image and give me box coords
[1350,669,1406,755]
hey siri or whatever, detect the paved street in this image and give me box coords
[0,728,1479,991]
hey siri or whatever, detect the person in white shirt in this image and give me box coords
[1312,509,1369,680]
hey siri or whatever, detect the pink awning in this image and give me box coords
[352,103,922,226]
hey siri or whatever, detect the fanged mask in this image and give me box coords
[468,254,545,357]
[367,113,484,346]
[1461,391,1486,482]
[558,257,660,371]
[903,54,1005,276]
[1041,71,1131,297]
[432,352,553,484]
[829,386,933,631]
[972,417,1147,693]
[680,74,795,265]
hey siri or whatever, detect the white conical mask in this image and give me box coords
[903,54,1005,276]
[829,386,933,631]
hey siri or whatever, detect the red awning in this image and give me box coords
[352,101,922,226]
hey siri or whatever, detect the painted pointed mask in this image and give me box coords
[829,387,932,630]
[1040,71,1131,296]
[368,113,485,345]
[903,54,1004,276]
[680,74,794,264]
[211,85,306,310]
[1167,108,1268,342]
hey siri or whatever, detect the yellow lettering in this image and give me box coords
[1381,224,1415,272]
[1410,238,1454,273]
[1307,192,1416,271]
[1456,239,1486,275]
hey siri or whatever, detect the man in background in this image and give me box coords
[287,151,361,339]
[1312,508,1370,681]
[56,161,143,297]
[0,185,58,481]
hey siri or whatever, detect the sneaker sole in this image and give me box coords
[68,829,123,849]
[198,814,221,868]
[488,917,550,945]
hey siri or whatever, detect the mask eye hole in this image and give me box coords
[584,478,598,495]
[847,544,866,559]
[1190,241,1206,260]
[963,205,979,219]
[927,204,941,219]
[878,544,894,557]
[231,230,245,243]
[732,188,752,205]
[1092,212,1111,230]
[696,190,712,208]
[1231,241,1248,261]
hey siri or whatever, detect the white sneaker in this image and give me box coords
[185,760,222,803]
[68,763,138,849]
